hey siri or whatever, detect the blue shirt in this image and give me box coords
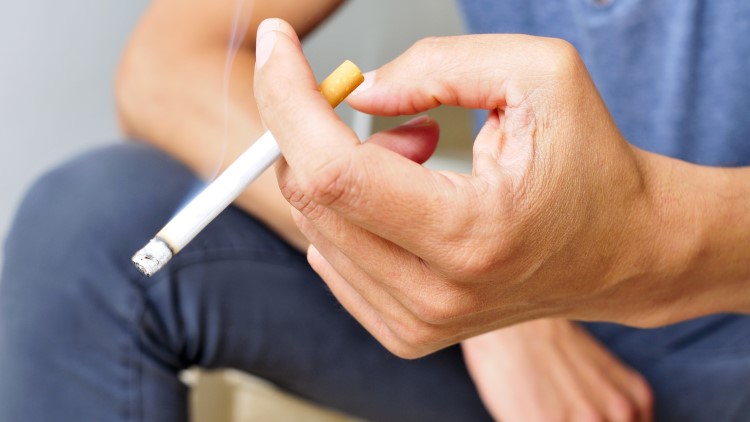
[457,0,750,166]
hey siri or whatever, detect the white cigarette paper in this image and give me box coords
[132,60,365,276]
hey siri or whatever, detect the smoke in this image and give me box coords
[209,0,254,180]
[173,0,253,216]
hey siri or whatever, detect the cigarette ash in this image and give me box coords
[132,238,173,277]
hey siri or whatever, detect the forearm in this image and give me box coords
[624,148,750,325]
[115,0,344,251]
[118,47,305,249]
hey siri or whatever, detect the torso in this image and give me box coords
[458,0,750,165]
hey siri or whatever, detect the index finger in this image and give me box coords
[254,19,480,262]
[347,34,584,115]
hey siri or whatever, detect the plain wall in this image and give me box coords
[0,0,467,267]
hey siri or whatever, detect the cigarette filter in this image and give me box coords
[132,60,364,276]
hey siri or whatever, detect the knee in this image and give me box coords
[2,143,199,354]
[4,142,200,276]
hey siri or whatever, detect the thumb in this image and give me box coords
[253,18,359,180]
[253,19,471,262]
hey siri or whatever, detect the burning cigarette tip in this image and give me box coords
[132,238,173,277]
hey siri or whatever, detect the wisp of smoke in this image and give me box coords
[173,0,253,217]
[209,0,255,180]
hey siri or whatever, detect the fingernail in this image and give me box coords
[255,19,279,70]
[403,115,433,127]
[351,71,376,95]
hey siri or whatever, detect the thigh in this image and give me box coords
[0,142,490,422]
[585,315,750,421]
[0,143,204,421]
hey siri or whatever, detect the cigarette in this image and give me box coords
[132,60,364,276]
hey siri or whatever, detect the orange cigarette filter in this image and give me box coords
[319,60,364,107]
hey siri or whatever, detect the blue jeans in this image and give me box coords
[1,143,749,421]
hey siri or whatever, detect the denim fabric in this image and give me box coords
[0,144,490,422]
[1,144,748,421]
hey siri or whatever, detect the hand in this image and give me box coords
[254,20,709,358]
[462,319,653,422]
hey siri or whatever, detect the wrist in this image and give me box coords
[614,148,750,326]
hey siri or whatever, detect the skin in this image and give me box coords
[462,319,652,422]
[116,0,750,418]
[256,19,750,367]
[255,22,750,357]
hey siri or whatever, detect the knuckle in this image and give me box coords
[283,181,325,222]
[390,318,442,351]
[298,154,356,208]
[462,252,495,277]
[278,176,305,207]
[433,202,511,279]
[437,210,476,246]
[379,326,431,359]
[411,284,478,324]
[403,36,470,109]
[410,297,456,325]
[541,38,584,80]
[405,37,450,81]
[441,246,494,279]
